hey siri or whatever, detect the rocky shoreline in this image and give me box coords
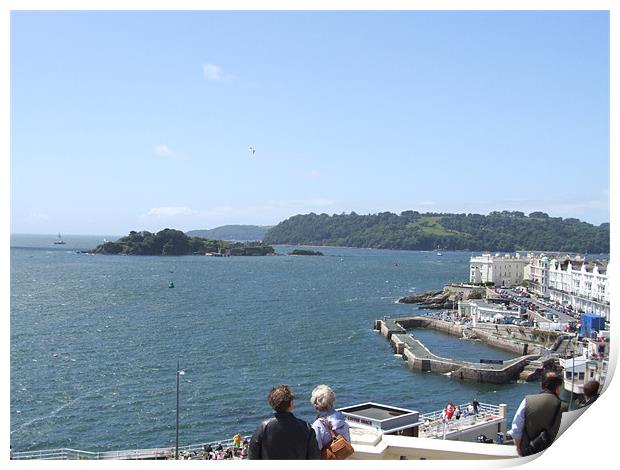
[398,290,454,309]
[398,285,485,309]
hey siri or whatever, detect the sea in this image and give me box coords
[10,234,540,452]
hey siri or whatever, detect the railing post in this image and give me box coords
[499,404,507,434]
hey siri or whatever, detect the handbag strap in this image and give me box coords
[320,417,338,439]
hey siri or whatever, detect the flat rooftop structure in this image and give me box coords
[338,402,420,435]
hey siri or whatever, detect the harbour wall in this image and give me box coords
[375,316,542,384]
[381,316,548,356]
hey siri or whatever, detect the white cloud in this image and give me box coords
[26,211,50,221]
[203,63,223,81]
[145,207,195,217]
[153,144,186,160]
[154,144,174,157]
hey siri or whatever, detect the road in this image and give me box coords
[497,288,576,324]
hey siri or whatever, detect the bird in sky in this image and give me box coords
[248,146,256,156]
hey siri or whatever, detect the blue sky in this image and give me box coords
[10,10,610,235]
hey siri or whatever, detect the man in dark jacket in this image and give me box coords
[509,371,566,456]
[249,384,321,460]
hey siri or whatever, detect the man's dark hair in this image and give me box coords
[541,370,563,393]
[583,380,600,399]
[268,384,295,413]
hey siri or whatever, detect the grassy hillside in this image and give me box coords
[186,225,270,241]
[263,211,609,253]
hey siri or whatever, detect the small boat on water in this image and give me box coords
[168,281,175,288]
[53,233,66,245]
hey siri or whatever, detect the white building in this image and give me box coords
[548,257,610,320]
[458,299,521,325]
[469,253,529,287]
[525,254,550,298]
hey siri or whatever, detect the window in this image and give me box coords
[566,371,572,380]
[578,372,585,380]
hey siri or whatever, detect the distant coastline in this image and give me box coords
[263,211,610,253]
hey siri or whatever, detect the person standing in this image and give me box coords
[233,433,242,449]
[249,384,320,460]
[509,371,566,456]
[309,384,351,457]
[579,380,600,408]
[472,398,479,415]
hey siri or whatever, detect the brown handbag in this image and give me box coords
[320,417,355,460]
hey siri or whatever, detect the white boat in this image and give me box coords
[560,355,588,395]
[53,233,66,245]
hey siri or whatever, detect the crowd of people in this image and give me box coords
[201,437,249,460]
[166,374,601,460]
[438,399,480,422]
[166,436,250,460]
[167,384,351,461]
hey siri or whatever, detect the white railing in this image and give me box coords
[419,403,502,439]
[10,448,97,460]
[11,435,252,460]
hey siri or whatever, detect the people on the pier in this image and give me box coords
[509,370,566,456]
[472,398,479,415]
[233,433,242,448]
[579,380,600,408]
[454,406,461,420]
[249,384,321,460]
[444,402,456,420]
[215,442,223,451]
[309,384,352,459]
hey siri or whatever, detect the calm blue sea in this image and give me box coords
[10,234,539,452]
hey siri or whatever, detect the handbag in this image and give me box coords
[522,400,562,456]
[319,417,355,460]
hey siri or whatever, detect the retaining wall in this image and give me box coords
[375,316,542,384]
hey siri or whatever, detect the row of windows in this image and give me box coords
[565,371,585,381]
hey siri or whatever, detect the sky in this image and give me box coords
[10,10,610,235]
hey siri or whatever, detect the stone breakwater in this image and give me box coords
[374,316,555,384]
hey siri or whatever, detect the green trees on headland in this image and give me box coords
[289,249,324,256]
[263,211,609,253]
[93,229,275,256]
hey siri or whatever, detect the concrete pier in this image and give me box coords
[375,316,544,384]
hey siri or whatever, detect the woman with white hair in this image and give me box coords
[310,384,351,455]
